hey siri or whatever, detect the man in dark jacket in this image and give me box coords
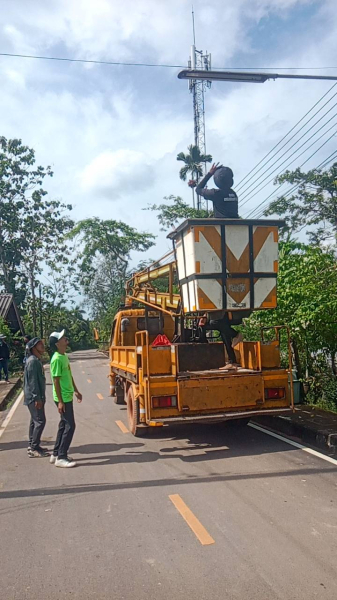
[189,162,239,218]
[0,334,10,383]
[24,337,49,458]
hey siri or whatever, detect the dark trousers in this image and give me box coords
[208,319,237,363]
[28,402,46,450]
[53,402,76,459]
[0,359,9,381]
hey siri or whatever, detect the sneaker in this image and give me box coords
[55,457,77,468]
[28,448,50,458]
[50,455,73,464]
[28,445,48,453]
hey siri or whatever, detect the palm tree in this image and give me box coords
[177,145,212,208]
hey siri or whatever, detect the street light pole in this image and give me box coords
[178,69,337,83]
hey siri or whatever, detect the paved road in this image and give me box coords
[0,349,336,600]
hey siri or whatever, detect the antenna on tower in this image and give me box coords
[188,8,212,210]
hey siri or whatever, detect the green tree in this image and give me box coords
[68,218,156,331]
[243,241,337,395]
[177,144,212,208]
[264,162,337,244]
[145,195,210,231]
[177,144,212,182]
[0,137,74,332]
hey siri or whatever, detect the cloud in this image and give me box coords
[0,0,336,265]
[80,149,154,199]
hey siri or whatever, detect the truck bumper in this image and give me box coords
[148,407,292,426]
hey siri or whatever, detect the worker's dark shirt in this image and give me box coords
[196,173,239,218]
[23,354,46,406]
[0,342,10,360]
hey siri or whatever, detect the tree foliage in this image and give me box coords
[177,144,212,182]
[0,137,74,333]
[243,241,337,409]
[145,195,210,231]
[69,218,156,331]
[264,162,337,244]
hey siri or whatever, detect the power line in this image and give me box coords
[239,105,337,204]
[239,113,337,206]
[251,152,337,219]
[246,142,337,218]
[1,52,337,71]
[245,147,337,219]
[236,82,337,191]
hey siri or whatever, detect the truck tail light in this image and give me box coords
[152,395,177,408]
[265,387,285,400]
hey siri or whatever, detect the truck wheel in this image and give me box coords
[113,383,125,405]
[126,386,147,437]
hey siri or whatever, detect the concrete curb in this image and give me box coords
[252,413,337,456]
[0,377,22,411]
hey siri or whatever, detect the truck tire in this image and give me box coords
[113,383,125,405]
[126,385,148,437]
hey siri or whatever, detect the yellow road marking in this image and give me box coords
[115,420,129,434]
[87,379,92,383]
[97,393,104,400]
[169,494,215,546]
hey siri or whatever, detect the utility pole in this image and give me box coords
[188,8,212,210]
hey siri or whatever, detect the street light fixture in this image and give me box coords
[178,69,337,83]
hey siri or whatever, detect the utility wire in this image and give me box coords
[243,150,337,216]
[238,101,337,199]
[1,52,337,71]
[252,150,337,218]
[236,82,337,191]
[251,152,337,220]
[236,83,337,192]
[250,153,337,220]
[239,108,337,205]
[239,112,337,206]
[244,133,337,217]
[245,148,337,219]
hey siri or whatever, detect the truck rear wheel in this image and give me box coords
[126,385,148,437]
[113,382,125,405]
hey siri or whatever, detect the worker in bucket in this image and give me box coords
[189,162,239,218]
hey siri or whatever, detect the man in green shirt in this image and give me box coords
[49,330,82,468]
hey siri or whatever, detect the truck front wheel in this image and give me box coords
[126,385,147,437]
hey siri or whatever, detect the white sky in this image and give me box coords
[1,0,336,270]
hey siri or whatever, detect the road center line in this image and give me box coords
[169,494,215,546]
[249,423,337,466]
[115,420,129,433]
[96,393,104,400]
[0,391,24,440]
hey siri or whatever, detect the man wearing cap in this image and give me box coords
[49,330,82,468]
[189,162,239,218]
[24,337,49,458]
[0,334,10,384]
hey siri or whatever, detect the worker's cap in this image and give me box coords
[213,166,234,190]
[26,337,42,350]
[49,329,65,345]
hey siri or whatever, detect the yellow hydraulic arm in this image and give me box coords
[125,252,180,315]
